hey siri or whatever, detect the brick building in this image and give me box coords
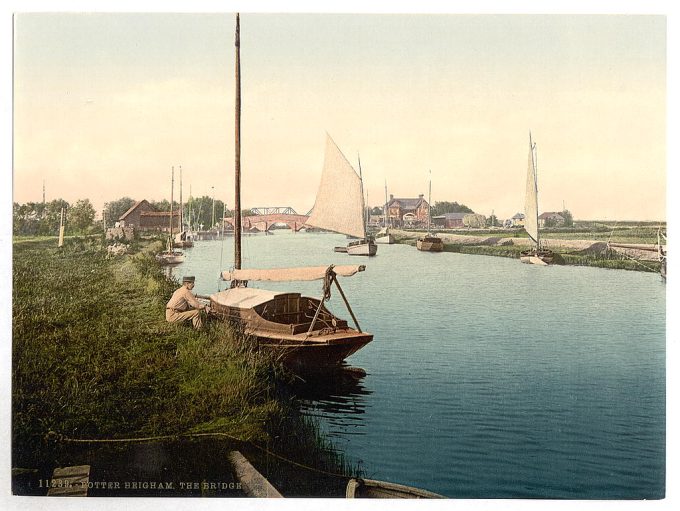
[118,199,180,232]
[386,194,430,227]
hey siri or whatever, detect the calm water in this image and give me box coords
[175,230,665,499]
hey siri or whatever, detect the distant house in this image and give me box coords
[511,212,525,227]
[386,194,430,227]
[538,212,565,227]
[118,199,180,232]
[433,212,467,228]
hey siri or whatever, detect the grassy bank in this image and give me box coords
[12,237,351,496]
[396,232,662,273]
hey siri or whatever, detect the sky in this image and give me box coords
[10,9,668,222]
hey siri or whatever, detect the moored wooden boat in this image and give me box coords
[416,236,443,252]
[208,265,373,368]
[346,478,444,499]
[347,237,377,256]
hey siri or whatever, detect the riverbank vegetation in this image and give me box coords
[12,237,351,496]
[394,224,664,273]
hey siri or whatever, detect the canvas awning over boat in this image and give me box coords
[210,287,292,308]
[221,265,365,282]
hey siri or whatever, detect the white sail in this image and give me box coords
[307,135,367,239]
[524,139,539,245]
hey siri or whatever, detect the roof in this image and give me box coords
[119,199,150,220]
[538,212,564,220]
[140,211,180,217]
[210,287,292,309]
[433,212,468,220]
[512,212,525,219]
[388,197,425,210]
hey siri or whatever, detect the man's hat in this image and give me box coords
[182,276,196,283]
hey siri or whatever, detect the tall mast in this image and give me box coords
[427,170,432,234]
[170,166,175,249]
[234,13,242,269]
[530,132,539,250]
[384,180,389,229]
[357,154,366,239]
[179,165,183,231]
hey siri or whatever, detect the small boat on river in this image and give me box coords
[520,133,554,265]
[416,172,443,252]
[209,265,373,368]
[346,478,444,499]
[307,135,377,256]
[156,166,185,265]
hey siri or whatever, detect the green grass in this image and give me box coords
[12,238,352,496]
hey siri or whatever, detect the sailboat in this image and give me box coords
[206,15,373,370]
[174,165,194,248]
[307,136,378,256]
[416,172,443,252]
[156,166,185,265]
[374,181,395,244]
[520,133,554,265]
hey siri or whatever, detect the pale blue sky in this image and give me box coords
[12,12,667,220]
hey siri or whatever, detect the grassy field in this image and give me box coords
[12,236,351,496]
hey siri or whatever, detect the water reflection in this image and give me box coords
[291,365,372,432]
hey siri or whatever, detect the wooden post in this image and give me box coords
[47,465,90,496]
[228,451,282,498]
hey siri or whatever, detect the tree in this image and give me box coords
[104,197,136,226]
[430,201,474,217]
[183,195,227,229]
[561,209,574,227]
[13,199,69,236]
[370,206,383,215]
[68,199,96,233]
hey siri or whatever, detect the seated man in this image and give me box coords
[165,276,209,329]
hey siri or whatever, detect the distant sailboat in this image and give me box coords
[156,166,185,265]
[374,181,395,244]
[520,133,554,265]
[307,135,377,256]
[174,165,194,248]
[416,172,443,252]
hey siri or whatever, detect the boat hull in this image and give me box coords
[416,237,443,252]
[346,478,444,499]
[347,239,378,256]
[208,289,373,369]
[374,233,395,244]
[520,249,554,265]
[156,252,185,265]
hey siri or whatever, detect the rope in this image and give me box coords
[322,265,335,301]
[614,250,660,273]
[46,430,350,480]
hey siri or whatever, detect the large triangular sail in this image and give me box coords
[307,135,367,239]
[524,135,539,246]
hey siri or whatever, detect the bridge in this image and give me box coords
[223,207,311,232]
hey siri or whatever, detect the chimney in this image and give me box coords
[418,194,424,199]
[390,194,394,201]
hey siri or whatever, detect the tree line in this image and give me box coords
[13,196,263,236]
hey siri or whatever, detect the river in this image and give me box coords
[174,230,665,499]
